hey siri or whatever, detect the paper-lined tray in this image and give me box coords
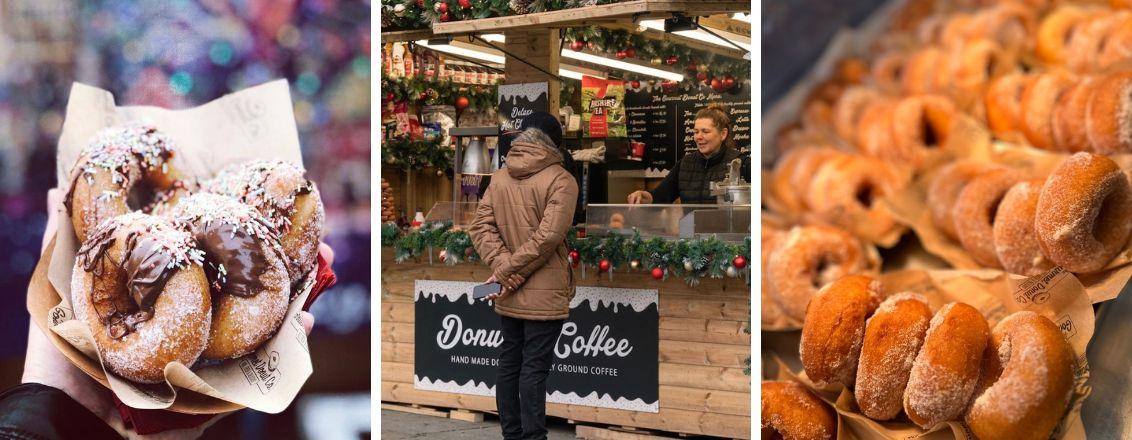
[30,80,314,414]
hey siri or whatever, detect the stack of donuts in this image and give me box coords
[761,222,880,325]
[928,152,1132,275]
[64,124,325,384]
[794,275,1075,440]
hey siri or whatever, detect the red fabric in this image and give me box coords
[113,255,337,435]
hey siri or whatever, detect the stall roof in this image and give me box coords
[430,0,750,35]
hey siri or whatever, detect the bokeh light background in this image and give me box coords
[0,0,370,437]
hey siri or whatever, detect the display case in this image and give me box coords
[424,201,479,227]
[584,203,751,242]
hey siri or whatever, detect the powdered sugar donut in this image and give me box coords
[953,171,1022,268]
[965,312,1075,440]
[71,213,210,384]
[800,275,881,387]
[1035,152,1132,273]
[928,161,1001,242]
[993,180,1055,276]
[761,381,837,440]
[169,193,291,360]
[207,160,325,284]
[904,302,989,429]
[1085,71,1132,154]
[766,225,878,321]
[855,293,932,420]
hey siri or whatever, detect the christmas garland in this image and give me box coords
[382,73,499,111]
[381,221,752,287]
[381,136,455,171]
[563,27,750,91]
[382,0,625,31]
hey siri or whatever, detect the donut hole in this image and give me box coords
[920,113,940,147]
[812,257,841,288]
[987,195,1004,224]
[126,184,160,212]
[855,182,877,207]
[1095,188,1128,243]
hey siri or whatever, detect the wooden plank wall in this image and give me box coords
[382,165,454,220]
[379,250,751,438]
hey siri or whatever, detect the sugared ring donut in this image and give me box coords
[834,57,869,84]
[65,124,182,242]
[953,39,1015,92]
[766,225,877,322]
[207,160,325,284]
[1036,152,1132,273]
[984,73,1032,142]
[71,213,210,384]
[805,154,905,235]
[800,275,881,387]
[939,13,976,48]
[927,161,1000,241]
[954,171,1023,268]
[890,94,955,166]
[993,180,1055,276]
[902,48,946,95]
[856,99,899,156]
[780,148,846,212]
[1020,71,1076,151]
[761,381,837,440]
[1036,6,1094,64]
[903,302,990,429]
[855,293,932,421]
[1052,77,1096,152]
[965,312,1075,440]
[870,53,905,92]
[1066,13,1130,71]
[1086,71,1132,154]
[833,87,880,144]
[168,193,292,360]
[1098,16,1132,69]
[761,226,788,326]
[974,3,1037,54]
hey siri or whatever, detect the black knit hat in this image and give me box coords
[520,111,563,148]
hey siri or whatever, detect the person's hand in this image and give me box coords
[23,189,326,439]
[627,190,652,204]
[484,273,524,301]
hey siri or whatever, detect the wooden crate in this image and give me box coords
[379,249,751,438]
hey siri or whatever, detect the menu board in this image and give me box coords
[625,82,752,172]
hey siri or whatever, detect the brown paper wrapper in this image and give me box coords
[763,266,1093,439]
[31,81,315,414]
[884,135,1132,304]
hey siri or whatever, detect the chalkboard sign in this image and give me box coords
[625,82,752,172]
[498,82,549,166]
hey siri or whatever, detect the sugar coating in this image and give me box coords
[205,159,311,232]
[856,293,930,420]
[904,303,985,428]
[767,225,869,321]
[1036,152,1132,272]
[993,180,1053,276]
[762,381,836,440]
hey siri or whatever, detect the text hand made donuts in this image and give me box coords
[169,193,292,360]
[71,212,211,384]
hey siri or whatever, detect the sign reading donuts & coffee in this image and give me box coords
[413,280,660,412]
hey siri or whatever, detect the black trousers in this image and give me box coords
[496,315,565,440]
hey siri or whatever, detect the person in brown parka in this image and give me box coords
[469,111,578,440]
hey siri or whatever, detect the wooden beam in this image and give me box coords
[432,0,751,35]
[698,15,751,38]
[603,23,746,60]
[381,29,435,43]
[502,29,561,114]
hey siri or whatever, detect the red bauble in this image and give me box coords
[570,40,585,51]
[459,0,471,8]
[665,55,679,65]
[598,259,611,272]
[587,41,598,51]
[455,96,470,110]
[386,92,395,101]
[723,76,736,90]
[416,0,424,7]
[733,255,747,269]
[439,12,450,21]
[615,51,627,60]
[624,47,636,58]
[651,267,664,280]
[630,80,641,89]
[569,250,580,261]
[436,2,448,13]
[710,78,725,92]
[696,71,708,81]
[419,91,429,100]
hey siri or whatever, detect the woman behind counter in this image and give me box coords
[627,103,749,204]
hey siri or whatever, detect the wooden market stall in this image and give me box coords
[381,249,751,438]
[381,1,752,437]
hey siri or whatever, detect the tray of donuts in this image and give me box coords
[761,266,1093,440]
[26,80,327,414]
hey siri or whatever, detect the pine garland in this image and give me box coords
[382,222,752,287]
[382,73,499,111]
[382,0,625,30]
[381,136,454,171]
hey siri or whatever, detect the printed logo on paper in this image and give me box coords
[239,350,282,395]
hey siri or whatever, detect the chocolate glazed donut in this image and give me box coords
[71,213,210,384]
[170,193,292,360]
